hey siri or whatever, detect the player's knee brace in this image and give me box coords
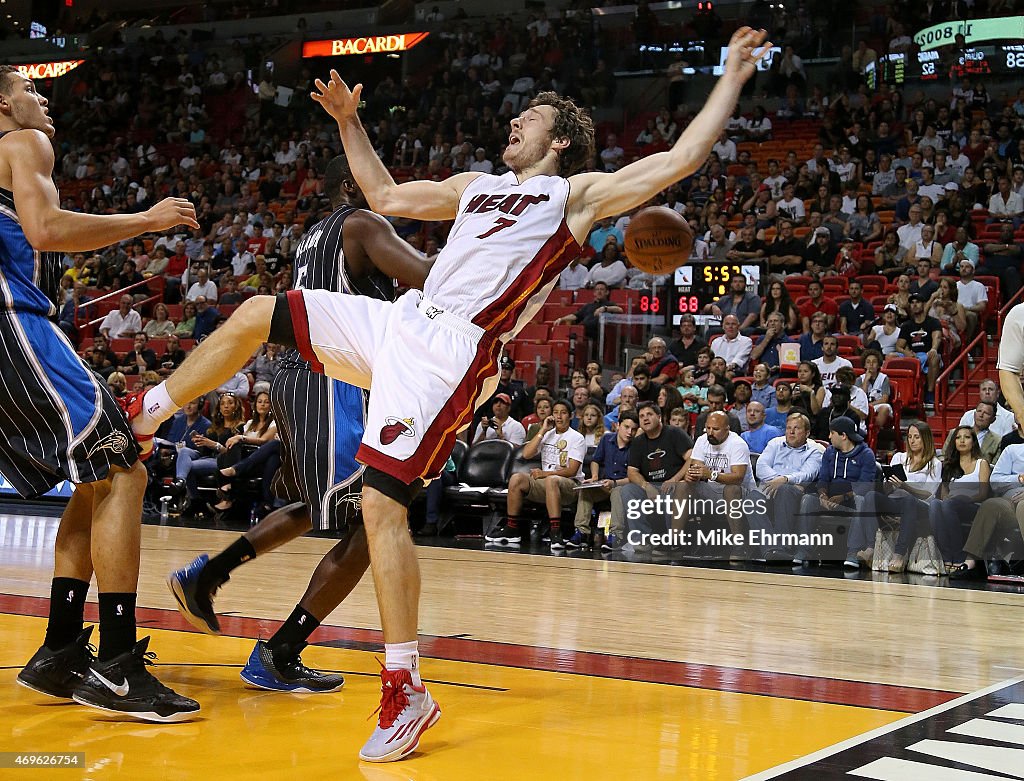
[268,293,297,349]
[363,467,424,508]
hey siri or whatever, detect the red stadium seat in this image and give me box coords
[541,304,576,323]
[517,323,550,343]
[609,289,641,308]
[516,343,553,365]
[574,289,597,305]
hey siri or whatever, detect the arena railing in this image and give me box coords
[76,278,161,330]
[934,281,1024,419]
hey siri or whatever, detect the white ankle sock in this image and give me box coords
[384,641,422,687]
[136,382,180,434]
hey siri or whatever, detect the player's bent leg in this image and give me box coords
[128,296,277,440]
[359,472,440,763]
[241,526,370,694]
[18,483,98,699]
[168,502,313,635]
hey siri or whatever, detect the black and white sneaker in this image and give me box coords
[485,520,521,545]
[240,640,345,693]
[549,526,565,550]
[17,627,96,699]
[72,637,200,723]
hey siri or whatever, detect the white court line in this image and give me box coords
[848,756,1016,780]
[741,675,1024,780]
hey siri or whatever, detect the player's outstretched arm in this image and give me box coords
[312,70,479,221]
[5,130,197,252]
[344,210,434,289]
[570,27,770,223]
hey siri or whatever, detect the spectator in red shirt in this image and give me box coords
[644,336,680,385]
[798,279,839,332]
[246,223,268,256]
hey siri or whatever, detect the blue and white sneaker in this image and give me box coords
[240,641,345,693]
[566,530,590,549]
[601,534,623,552]
[167,554,221,634]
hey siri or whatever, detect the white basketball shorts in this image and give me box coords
[285,288,502,483]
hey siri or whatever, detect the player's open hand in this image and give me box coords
[146,197,199,231]
[311,69,362,124]
[724,27,772,81]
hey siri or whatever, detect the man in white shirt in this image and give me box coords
[473,393,526,445]
[99,294,143,339]
[813,336,853,388]
[989,176,1024,228]
[762,159,788,199]
[946,141,970,178]
[599,134,625,172]
[710,315,753,376]
[711,130,737,163]
[896,206,924,249]
[776,183,805,224]
[186,267,219,303]
[917,167,945,203]
[676,412,754,540]
[487,400,585,548]
[230,238,255,278]
[558,256,590,290]
[956,259,988,340]
[468,148,494,174]
[960,379,1015,438]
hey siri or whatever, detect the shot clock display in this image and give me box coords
[866,45,1024,88]
[670,262,764,326]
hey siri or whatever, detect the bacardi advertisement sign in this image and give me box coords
[302,33,429,58]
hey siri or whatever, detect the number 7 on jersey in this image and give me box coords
[476,217,516,240]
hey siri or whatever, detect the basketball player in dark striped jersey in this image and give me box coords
[129,28,770,760]
[0,65,201,721]
[167,156,432,692]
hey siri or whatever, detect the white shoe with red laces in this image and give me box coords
[358,666,441,763]
[118,389,155,460]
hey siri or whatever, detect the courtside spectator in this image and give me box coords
[487,400,586,549]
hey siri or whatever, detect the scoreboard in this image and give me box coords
[866,45,1024,87]
[668,261,765,327]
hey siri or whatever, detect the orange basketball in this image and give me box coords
[623,206,695,275]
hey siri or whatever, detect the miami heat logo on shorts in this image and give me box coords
[380,417,416,445]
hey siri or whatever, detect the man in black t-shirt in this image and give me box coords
[767,219,805,274]
[896,293,942,409]
[726,225,768,262]
[667,315,707,368]
[631,365,660,403]
[552,281,624,340]
[838,279,875,335]
[616,401,694,546]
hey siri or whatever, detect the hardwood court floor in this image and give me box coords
[2,511,1024,780]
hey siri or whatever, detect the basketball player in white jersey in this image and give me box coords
[128,26,770,761]
[998,302,1024,429]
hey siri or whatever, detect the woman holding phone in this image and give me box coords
[845,424,942,571]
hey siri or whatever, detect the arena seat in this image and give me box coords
[444,440,516,537]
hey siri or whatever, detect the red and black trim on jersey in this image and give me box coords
[285,289,326,374]
[472,218,580,337]
[356,335,502,483]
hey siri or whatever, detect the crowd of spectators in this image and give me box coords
[25,2,1024,570]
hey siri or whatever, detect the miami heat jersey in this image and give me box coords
[422,172,580,341]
